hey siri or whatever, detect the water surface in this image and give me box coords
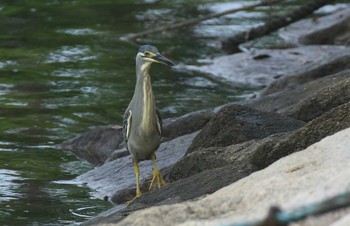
[0,0,316,224]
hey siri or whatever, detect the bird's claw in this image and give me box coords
[149,169,166,191]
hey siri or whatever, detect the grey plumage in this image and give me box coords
[122,45,175,204]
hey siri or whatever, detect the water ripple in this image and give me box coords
[45,45,97,63]
[0,61,17,69]
[0,169,23,201]
[57,28,107,36]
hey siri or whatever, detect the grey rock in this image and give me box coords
[251,101,350,169]
[180,45,350,88]
[83,158,256,225]
[286,72,350,121]
[110,127,350,226]
[243,70,350,122]
[169,132,288,181]
[187,105,305,153]
[75,132,198,200]
[162,109,214,141]
[279,6,350,45]
[77,7,350,225]
[261,50,350,95]
[60,125,124,166]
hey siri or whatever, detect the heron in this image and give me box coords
[123,45,175,204]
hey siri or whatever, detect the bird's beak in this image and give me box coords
[151,53,175,66]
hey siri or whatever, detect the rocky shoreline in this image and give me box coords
[60,5,350,226]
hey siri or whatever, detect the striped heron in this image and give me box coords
[123,45,175,204]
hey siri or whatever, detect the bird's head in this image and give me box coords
[136,45,175,67]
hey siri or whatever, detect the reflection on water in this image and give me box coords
[57,28,107,36]
[0,0,301,224]
[0,169,22,201]
[46,45,97,63]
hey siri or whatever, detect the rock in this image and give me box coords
[75,132,198,200]
[180,45,350,88]
[107,127,350,226]
[83,159,257,225]
[251,101,350,169]
[261,50,350,95]
[180,5,350,88]
[242,69,350,122]
[104,101,350,222]
[106,148,129,162]
[161,109,214,141]
[113,162,257,207]
[285,72,350,121]
[169,132,288,181]
[187,105,305,153]
[60,125,124,166]
[279,6,350,46]
[331,213,350,226]
[75,6,350,225]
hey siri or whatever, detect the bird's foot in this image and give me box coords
[149,168,166,191]
[125,190,142,205]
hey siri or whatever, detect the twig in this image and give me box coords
[120,0,282,41]
[225,190,350,226]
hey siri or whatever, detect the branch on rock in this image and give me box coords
[229,190,350,226]
[220,0,335,53]
[120,0,282,42]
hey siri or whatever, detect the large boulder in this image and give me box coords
[60,125,124,166]
[75,132,198,200]
[169,132,287,181]
[102,127,350,226]
[279,6,350,45]
[161,109,214,141]
[187,105,305,153]
[82,104,350,225]
[181,45,350,89]
[243,69,350,122]
[251,101,350,168]
[261,51,350,95]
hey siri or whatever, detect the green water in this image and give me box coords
[0,0,319,225]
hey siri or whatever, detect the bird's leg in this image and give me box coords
[149,153,165,191]
[125,160,142,205]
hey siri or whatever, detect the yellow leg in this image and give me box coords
[149,153,166,191]
[125,161,142,205]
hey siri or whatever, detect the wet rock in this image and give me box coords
[180,6,350,89]
[106,127,350,226]
[60,125,124,166]
[75,132,198,200]
[187,105,305,153]
[180,45,350,88]
[251,101,350,169]
[242,69,350,122]
[261,51,350,95]
[279,6,350,45]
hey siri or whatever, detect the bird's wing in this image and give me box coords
[123,108,132,148]
[156,108,162,136]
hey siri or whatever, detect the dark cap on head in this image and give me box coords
[138,45,159,53]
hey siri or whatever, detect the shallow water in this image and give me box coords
[0,0,328,224]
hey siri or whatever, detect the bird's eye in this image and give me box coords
[144,51,150,57]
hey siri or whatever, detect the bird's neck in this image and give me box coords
[134,64,157,130]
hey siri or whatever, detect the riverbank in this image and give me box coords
[61,5,350,225]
